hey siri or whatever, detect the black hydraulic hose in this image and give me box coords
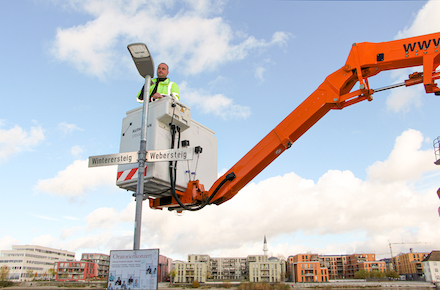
[169,170,236,211]
[167,120,236,211]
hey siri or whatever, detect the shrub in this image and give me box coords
[192,279,200,288]
[0,281,14,287]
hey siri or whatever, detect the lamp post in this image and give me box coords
[127,43,155,250]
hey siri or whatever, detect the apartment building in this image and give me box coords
[158,255,173,282]
[319,255,348,279]
[173,260,208,283]
[345,254,386,278]
[248,256,285,283]
[55,260,98,281]
[287,254,329,282]
[211,257,247,281]
[176,254,284,283]
[392,250,429,280]
[0,245,75,281]
[288,253,386,281]
[81,253,109,278]
[423,250,440,283]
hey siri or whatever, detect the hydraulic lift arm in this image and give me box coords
[151,31,440,211]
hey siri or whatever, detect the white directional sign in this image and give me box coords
[88,151,138,167]
[146,148,193,162]
[89,148,194,167]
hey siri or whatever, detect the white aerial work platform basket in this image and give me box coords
[116,96,217,198]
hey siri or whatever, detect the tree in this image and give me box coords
[169,269,177,284]
[386,270,399,279]
[371,270,385,278]
[48,268,56,279]
[354,270,369,279]
[0,266,10,281]
[26,269,34,279]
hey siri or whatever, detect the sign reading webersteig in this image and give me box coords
[107,249,159,290]
[146,148,193,162]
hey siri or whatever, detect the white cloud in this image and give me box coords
[63,216,81,221]
[0,236,21,252]
[35,159,117,197]
[85,207,120,230]
[30,214,61,221]
[386,0,440,113]
[255,67,265,82]
[31,234,58,248]
[71,145,84,156]
[179,81,251,119]
[395,0,440,39]
[58,122,84,136]
[367,129,436,182]
[51,0,290,79]
[0,124,45,163]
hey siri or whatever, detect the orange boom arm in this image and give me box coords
[150,31,440,211]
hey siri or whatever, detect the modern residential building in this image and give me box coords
[380,258,394,272]
[55,260,98,281]
[288,253,386,281]
[0,245,75,281]
[158,255,173,282]
[175,254,285,283]
[392,250,429,280]
[210,256,247,281]
[287,254,329,282]
[344,254,386,279]
[248,255,285,283]
[422,250,440,283]
[319,255,348,279]
[81,253,109,279]
[173,259,209,283]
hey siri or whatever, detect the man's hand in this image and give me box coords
[151,93,163,101]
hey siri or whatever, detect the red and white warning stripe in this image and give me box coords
[117,166,147,182]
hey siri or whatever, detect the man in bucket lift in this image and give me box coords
[136,63,180,102]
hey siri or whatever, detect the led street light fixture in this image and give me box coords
[128,43,155,78]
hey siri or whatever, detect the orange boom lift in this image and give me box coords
[150,31,440,212]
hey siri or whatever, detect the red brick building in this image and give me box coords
[55,261,98,281]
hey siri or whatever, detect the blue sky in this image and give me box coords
[1,0,440,262]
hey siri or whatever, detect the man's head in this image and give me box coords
[157,63,169,78]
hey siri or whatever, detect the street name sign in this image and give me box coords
[88,151,138,167]
[146,148,194,162]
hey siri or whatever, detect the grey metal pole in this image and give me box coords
[133,75,151,250]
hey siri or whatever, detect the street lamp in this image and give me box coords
[128,43,155,78]
[127,43,155,250]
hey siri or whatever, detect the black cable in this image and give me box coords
[169,171,236,211]
[166,114,236,211]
